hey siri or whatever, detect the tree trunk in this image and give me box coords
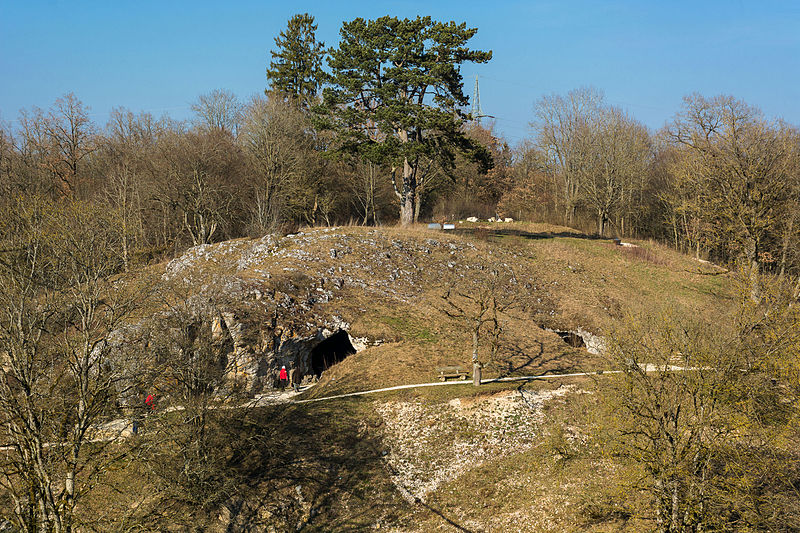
[792,276,800,306]
[472,320,480,363]
[779,216,793,280]
[672,217,679,250]
[399,157,415,226]
[749,257,761,303]
[745,236,761,302]
[671,478,680,532]
[598,209,607,237]
[681,212,689,254]
[121,221,129,273]
[400,195,414,226]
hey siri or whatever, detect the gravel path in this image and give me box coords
[0,366,687,452]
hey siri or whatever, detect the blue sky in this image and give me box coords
[1,0,798,145]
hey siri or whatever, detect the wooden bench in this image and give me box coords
[437,366,468,382]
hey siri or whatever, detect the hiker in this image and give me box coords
[132,403,143,435]
[279,365,288,389]
[289,365,301,392]
[145,393,155,411]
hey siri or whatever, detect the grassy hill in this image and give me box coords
[42,223,741,531]
[153,222,733,396]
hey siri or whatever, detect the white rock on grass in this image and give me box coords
[376,386,578,502]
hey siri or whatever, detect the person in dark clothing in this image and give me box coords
[289,366,301,392]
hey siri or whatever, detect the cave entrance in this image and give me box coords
[554,330,585,348]
[310,330,357,378]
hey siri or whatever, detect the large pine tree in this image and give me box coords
[318,16,492,225]
[266,13,326,107]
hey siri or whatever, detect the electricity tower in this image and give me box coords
[470,75,493,123]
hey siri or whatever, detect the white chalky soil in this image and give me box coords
[375,385,577,502]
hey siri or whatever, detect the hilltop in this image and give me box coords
[20,223,741,531]
[142,222,733,398]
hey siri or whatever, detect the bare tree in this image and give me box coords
[580,107,651,236]
[191,89,243,136]
[345,159,392,225]
[0,119,16,199]
[45,94,96,198]
[239,95,318,232]
[0,197,145,532]
[667,95,799,301]
[608,314,732,532]
[532,87,604,225]
[608,289,800,532]
[143,282,242,510]
[441,266,520,366]
[156,129,243,246]
[103,108,180,260]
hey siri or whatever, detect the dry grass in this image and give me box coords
[616,242,670,266]
[73,223,738,531]
[389,376,651,532]
[140,223,736,398]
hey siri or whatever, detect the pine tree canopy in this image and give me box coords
[320,16,491,163]
[317,15,492,224]
[266,13,326,106]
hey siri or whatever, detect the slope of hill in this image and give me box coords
[51,223,739,531]
[148,222,733,397]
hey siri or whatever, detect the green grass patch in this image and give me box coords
[379,314,439,344]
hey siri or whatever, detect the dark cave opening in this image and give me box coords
[554,330,585,348]
[310,330,357,378]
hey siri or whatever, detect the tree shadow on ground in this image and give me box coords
[454,227,609,242]
[487,339,586,380]
[414,500,477,533]
[181,399,477,532]
[207,399,400,531]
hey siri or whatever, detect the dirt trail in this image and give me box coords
[0,366,688,452]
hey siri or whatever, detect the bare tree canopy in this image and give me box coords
[191,89,243,136]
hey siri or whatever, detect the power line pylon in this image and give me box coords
[471,75,482,123]
[470,75,494,123]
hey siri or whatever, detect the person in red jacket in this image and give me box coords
[145,394,155,410]
[279,365,288,390]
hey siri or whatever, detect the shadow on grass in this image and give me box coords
[489,339,586,379]
[454,227,609,243]
[415,500,477,533]
[147,399,475,532]
[132,399,399,530]
[201,399,404,531]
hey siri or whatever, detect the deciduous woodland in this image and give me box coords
[1,12,799,533]
[2,16,798,282]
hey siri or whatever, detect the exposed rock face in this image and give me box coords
[107,227,500,398]
[144,229,472,393]
[545,327,606,355]
[187,308,364,394]
[376,385,582,502]
[576,327,606,355]
[108,287,371,398]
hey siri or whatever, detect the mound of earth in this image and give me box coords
[116,223,733,398]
